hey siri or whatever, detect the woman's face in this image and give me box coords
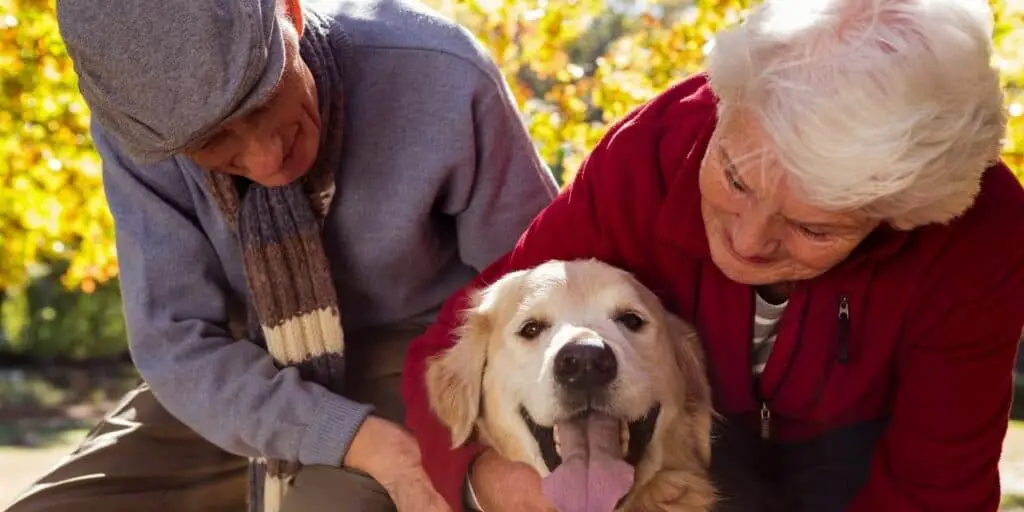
[699,118,879,286]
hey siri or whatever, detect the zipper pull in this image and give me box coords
[838,294,851,364]
[760,402,771,440]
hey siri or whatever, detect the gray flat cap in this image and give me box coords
[57,0,286,164]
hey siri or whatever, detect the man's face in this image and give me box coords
[185,22,320,187]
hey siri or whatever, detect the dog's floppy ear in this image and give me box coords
[425,270,526,448]
[666,313,714,466]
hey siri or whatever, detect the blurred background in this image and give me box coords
[1,0,1023,509]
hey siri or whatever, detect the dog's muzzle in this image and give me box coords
[521,405,661,472]
[521,338,661,473]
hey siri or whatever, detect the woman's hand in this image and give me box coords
[344,415,451,511]
[469,449,557,512]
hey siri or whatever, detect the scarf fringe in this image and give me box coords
[249,458,292,512]
[263,474,287,512]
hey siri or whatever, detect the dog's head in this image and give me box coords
[425,259,712,484]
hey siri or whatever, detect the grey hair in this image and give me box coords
[705,0,1007,229]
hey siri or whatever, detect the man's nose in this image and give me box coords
[234,124,284,179]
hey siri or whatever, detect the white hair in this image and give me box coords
[705,0,1007,229]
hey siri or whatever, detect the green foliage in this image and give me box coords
[0,264,126,359]
[0,0,1022,296]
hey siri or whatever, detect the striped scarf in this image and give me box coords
[204,11,351,512]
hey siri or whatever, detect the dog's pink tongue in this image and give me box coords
[540,413,634,512]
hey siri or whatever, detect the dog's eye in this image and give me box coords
[615,311,647,332]
[517,319,549,340]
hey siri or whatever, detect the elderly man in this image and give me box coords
[7,0,557,511]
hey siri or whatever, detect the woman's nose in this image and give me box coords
[731,213,779,258]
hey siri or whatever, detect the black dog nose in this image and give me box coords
[554,340,617,391]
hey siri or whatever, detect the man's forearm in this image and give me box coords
[136,329,374,465]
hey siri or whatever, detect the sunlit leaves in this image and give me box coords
[427,0,1024,185]
[425,0,754,181]
[992,0,1024,179]
[2,0,1023,291]
[1,0,116,292]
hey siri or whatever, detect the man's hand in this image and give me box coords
[470,449,557,512]
[380,467,453,512]
[345,416,451,511]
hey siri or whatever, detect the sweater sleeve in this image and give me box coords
[96,124,373,467]
[442,62,559,273]
[847,221,1024,511]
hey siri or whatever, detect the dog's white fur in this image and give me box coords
[426,259,715,511]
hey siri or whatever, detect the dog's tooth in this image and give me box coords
[621,422,629,457]
[553,424,562,457]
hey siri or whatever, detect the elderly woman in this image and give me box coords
[402,0,1024,511]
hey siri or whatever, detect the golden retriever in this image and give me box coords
[426,259,715,511]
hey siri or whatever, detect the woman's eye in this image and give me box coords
[795,224,830,240]
[725,169,748,193]
[615,311,647,332]
[517,319,549,340]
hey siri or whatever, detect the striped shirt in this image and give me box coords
[752,291,788,375]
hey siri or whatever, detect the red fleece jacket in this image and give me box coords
[401,73,1024,512]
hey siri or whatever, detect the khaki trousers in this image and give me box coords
[5,326,421,512]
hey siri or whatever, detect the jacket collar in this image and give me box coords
[654,114,715,259]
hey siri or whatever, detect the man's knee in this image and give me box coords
[6,382,249,512]
[280,465,396,512]
[7,469,248,512]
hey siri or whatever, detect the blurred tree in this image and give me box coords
[0,0,1022,296]
[0,0,117,293]
[427,0,1024,183]
[1,262,126,359]
[993,0,1024,173]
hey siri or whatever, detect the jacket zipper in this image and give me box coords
[807,293,854,413]
[760,293,855,438]
[748,291,770,439]
[760,401,771,439]
[757,289,811,441]
[838,294,851,364]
